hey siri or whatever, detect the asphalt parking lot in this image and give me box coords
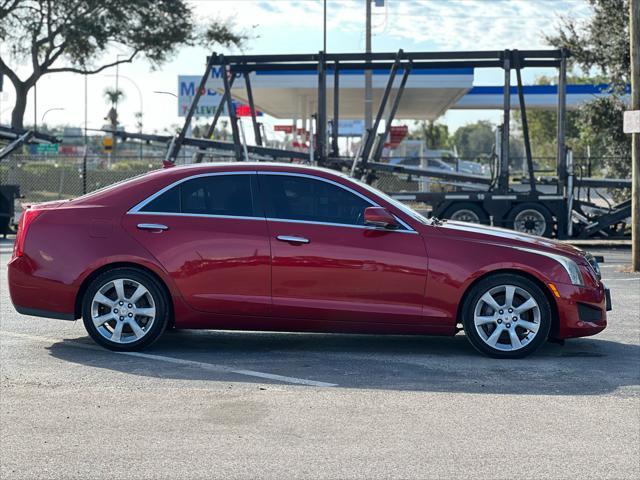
[1,238,638,479]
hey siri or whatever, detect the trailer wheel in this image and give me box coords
[506,203,553,237]
[443,202,489,224]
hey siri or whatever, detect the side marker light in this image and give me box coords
[548,283,561,298]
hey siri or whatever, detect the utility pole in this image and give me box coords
[631,0,639,271]
[364,0,372,131]
[33,83,37,132]
[323,0,327,52]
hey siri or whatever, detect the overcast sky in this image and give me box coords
[0,0,592,134]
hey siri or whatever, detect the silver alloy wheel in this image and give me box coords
[450,209,481,223]
[513,209,547,236]
[91,278,156,344]
[473,284,541,352]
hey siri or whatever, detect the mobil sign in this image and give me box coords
[178,75,237,117]
[178,73,257,118]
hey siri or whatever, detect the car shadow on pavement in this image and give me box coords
[45,329,640,396]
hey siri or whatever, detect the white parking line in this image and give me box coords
[0,330,336,388]
[602,277,640,282]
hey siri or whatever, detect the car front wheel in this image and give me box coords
[82,268,169,351]
[462,274,552,358]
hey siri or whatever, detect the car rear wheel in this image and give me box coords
[461,274,551,358]
[82,268,169,351]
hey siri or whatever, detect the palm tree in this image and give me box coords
[103,88,125,160]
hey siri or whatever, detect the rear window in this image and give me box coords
[71,171,154,202]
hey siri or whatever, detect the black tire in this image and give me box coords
[505,203,553,237]
[443,202,489,224]
[82,267,170,351]
[461,273,552,359]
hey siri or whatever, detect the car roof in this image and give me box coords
[159,162,353,181]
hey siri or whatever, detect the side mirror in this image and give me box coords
[364,206,398,229]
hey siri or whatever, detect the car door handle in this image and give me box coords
[137,223,168,232]
[276,235,310,244]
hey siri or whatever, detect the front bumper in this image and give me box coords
[553,282,609,339]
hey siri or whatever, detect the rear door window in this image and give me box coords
[138,173,258,217]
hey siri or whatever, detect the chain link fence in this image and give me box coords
[1,152,628,219]
[1,154,167,205]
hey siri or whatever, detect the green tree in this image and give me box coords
[546,0,631,181]
[523,75,585,170]
[0,0,246,129]
[451,120,495,159]
[408,120,451,149]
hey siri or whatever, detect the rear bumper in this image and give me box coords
[8,256,78,320]
[553,282,608,339]
[13,305,75,320]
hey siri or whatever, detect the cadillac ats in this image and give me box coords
[8,163,610,358]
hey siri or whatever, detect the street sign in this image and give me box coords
[274,125,293,133]
[623,110,640,133]
[35,143,58,154]
[103,136,113,152]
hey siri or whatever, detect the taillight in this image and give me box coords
[13,208,43,258]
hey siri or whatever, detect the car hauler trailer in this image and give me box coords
[141,48,632,239]
[0,126,60,235]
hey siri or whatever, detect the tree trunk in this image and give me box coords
[10,82,29,130]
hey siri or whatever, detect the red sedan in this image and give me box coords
[8,163,610,358]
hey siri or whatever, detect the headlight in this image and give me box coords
[515,247,584,286]
[584,252,602,280]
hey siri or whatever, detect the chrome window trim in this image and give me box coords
[128,170,257,214]
[257,171,415,232]
[127,169,417,233]
[264,217,418,234]
[128,211,416,234]
[128,211,265,222]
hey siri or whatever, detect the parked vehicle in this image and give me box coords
[8,163,610,358]
[457,159,488,176]
[388,156,455,171]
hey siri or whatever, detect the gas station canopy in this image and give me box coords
[205,68,474,120]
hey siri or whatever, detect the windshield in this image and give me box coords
[347,175,431,225]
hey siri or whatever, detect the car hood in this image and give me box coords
[432,220,585,258]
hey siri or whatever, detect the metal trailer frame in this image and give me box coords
[159,49,630,239]
[0,126,60,235]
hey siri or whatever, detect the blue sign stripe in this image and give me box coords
[467,84,630,95]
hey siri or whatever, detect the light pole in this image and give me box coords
[364,0,372,131]
[631,0,639,270]
[114,54,127,113]
[41,107,65,126]
[153,90,177,98]
[106,73,143,126]
[323,0,327,52]
[107,73,143,159]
